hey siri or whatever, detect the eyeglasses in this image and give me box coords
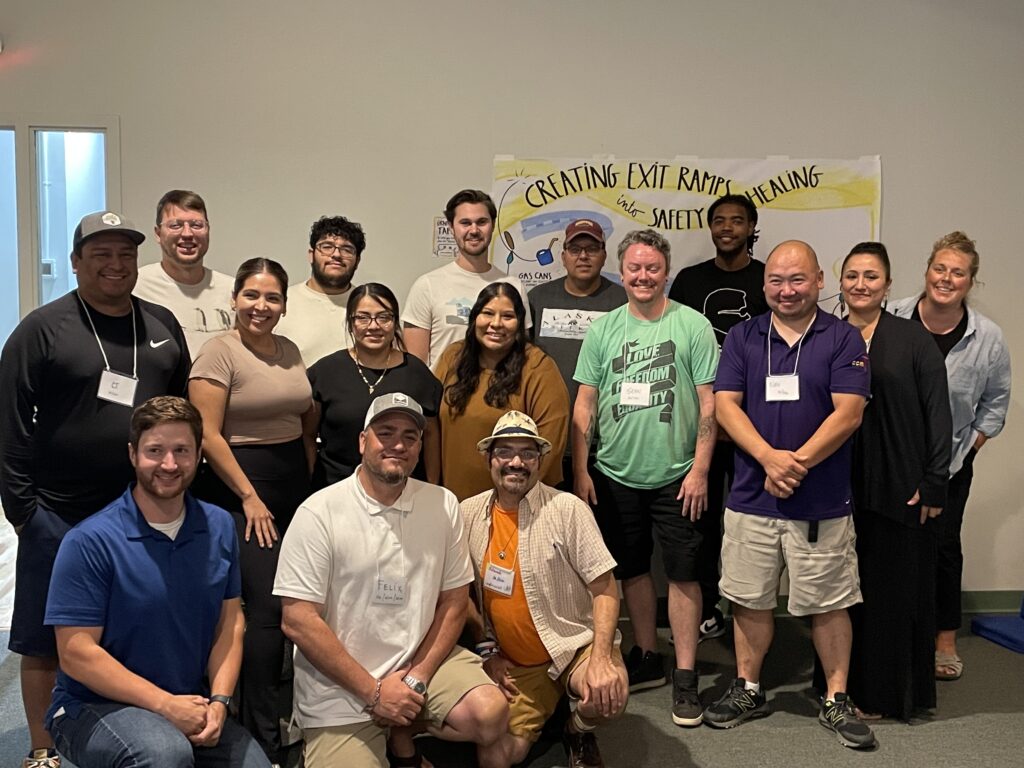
[315,242,358,258]
[492,446,541,463]
[352,312,395,328]
[565,244,603,257]
[162,218,208,233]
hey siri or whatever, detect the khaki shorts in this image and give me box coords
[304,646,495,768]
[507,637,624,742]
[719,508,861,617]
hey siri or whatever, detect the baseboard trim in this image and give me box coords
[650,591,1024,623]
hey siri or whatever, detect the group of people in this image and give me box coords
[0,185,1009,768]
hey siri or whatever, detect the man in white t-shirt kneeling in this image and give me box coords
[275,393,508,768]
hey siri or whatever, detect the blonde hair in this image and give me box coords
[928,231,980,283]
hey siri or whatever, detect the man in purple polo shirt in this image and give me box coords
[704,240,876,750]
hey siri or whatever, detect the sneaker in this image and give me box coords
[671,668,703,726]
[625,645,667,692]
[23,750,60,768]
[563,724,605,768]
[819,693,877,749]
[698,608,727,643]
[703,677,769,728]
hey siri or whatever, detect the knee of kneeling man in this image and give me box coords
[469,686,511,742]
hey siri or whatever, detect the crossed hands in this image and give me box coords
[762,449,809,499]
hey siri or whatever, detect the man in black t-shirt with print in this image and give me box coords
[668,194,768,643]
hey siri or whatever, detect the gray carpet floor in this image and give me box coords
[2,619,1022,767]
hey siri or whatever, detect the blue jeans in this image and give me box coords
[50,702,272,768]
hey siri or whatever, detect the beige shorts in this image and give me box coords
[719,508,862,617]
[507,635,624,742]
[303,646,495,768]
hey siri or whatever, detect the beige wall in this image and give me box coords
[2,0,1021,591]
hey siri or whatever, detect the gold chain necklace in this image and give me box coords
[353,348,391,394]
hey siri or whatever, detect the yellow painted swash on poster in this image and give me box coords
[491,156,881,295]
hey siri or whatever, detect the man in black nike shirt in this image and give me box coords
[0,210,190,768]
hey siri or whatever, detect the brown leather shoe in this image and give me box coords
[563,724,605,768]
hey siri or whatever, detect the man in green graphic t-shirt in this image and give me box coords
[572,229,719,729]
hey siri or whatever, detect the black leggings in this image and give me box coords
[194,439,309,762]
[936,448,976,631]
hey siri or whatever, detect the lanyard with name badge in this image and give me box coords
[765,314,814,402]
[78,292,139,407]
[618,303,667,407]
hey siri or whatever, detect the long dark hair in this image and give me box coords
[444,283,529,415]
[346,282,405,352]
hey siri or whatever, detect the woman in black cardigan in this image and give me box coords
[841,242,952,720]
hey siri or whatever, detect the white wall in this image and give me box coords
[2,0,1021,591]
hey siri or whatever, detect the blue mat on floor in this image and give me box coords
[971,597,1024,654]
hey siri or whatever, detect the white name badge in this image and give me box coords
[619,381,651,407]
[373,578,407,606]
[765,374,800,402]
[97,369,138,407]
[483,562,515,596]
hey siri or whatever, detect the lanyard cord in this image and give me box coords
[767,312,814,377]
[76,291,138,377]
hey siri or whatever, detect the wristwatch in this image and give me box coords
[402,675,427,695]
[210,694,233,710]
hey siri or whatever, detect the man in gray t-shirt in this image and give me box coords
[527,219,626,480]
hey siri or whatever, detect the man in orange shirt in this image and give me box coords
[461,412,627,768]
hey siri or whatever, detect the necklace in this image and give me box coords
[491,511,518,561]
[353,348,391,394]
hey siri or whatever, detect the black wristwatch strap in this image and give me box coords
[210,694,233,709]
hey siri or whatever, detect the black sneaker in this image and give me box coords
[625,645,667,691]
[671,668,703,726]
[563,724,605,768]
[698,608,727,644]
[703,677,768,727]
[819,693,877,749]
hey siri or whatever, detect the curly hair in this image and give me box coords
[443,283,529,416]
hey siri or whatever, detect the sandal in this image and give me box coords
[935,651,963,681]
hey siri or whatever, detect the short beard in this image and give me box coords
[311,260,354,291]
[366,463,408,486]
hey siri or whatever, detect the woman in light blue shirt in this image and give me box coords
[890,231,1011,683]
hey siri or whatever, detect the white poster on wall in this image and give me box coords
[491,156,881,307]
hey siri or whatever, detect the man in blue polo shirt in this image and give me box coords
[706,241,875,749]
[44,396,269,767]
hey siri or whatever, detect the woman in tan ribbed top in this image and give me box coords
[189,257,315,764]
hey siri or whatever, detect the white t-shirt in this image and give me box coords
[402,261,531,368]
[273,470,473,728]
[133,262,234,360]
[275,281,354,367]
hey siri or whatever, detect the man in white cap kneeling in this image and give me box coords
[275,393,508,768]
[462,411,627,768]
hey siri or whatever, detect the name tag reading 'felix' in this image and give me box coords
[374,578,407,606]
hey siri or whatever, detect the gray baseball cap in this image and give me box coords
[364,392,425,430]
[73,211,146,250]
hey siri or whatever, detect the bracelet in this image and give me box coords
[475,640,500,659]
[363,678,383,713]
